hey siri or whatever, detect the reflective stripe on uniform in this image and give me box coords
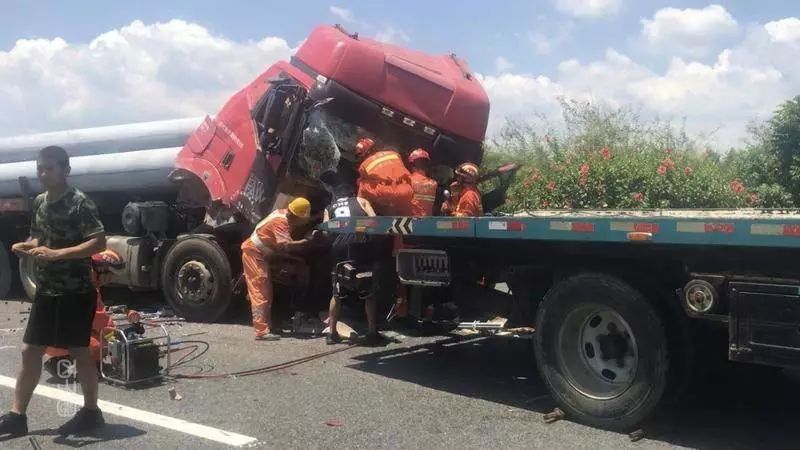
[249,210,287,254]
[364,154,401,174]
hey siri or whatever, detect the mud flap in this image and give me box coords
[728,281,800,368]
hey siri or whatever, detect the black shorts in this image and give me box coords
[23,291,96,348]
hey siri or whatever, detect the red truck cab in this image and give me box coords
[172,24,490,225]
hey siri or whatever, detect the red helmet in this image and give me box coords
[354,138,376,159]
[91,249,123,273]
[408,148,431,165]
[455,162,480,183]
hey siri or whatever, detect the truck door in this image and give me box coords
[173,76,307,224]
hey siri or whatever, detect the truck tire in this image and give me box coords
[534,273,669,431]
[18,256,36,300]
[161,236,232,323]
[0,242,12,299]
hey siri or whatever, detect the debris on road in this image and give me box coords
[629,429,645,442]
[168,386,184,401]
[325,419,343,427]
[543,408,565,424]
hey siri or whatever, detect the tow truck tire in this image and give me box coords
[0,242,12,299]
[161,236,232,323]
[534,273,669,431]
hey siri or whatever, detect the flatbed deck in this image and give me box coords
[320,209,800,248]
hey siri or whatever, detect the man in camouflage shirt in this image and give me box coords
[0,146,107,438]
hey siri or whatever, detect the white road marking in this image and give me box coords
[0,375,257,447]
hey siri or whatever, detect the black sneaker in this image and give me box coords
[57,407,104,436]
[326,332,342,345]
[0,412,28,437]
[361,332,389,347]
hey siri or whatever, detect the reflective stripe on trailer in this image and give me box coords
[676,222,734,233]
[610,222,660,233]
[751,224,800,236]
[488,220,525,231]
[436,220,470,230]
[550,221,595,232]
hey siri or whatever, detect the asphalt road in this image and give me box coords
[1,295,799,449]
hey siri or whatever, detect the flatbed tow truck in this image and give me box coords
[321,209,800,430]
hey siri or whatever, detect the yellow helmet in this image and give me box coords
[287,197,311,219]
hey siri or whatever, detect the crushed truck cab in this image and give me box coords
[172,24,490,226]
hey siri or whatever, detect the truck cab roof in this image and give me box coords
[293,25,490,149]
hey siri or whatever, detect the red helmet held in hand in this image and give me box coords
[408,148,431,165]
[354,138,376,159]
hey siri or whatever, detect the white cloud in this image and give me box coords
[480,18,800,149]
[494,56,514,72]
[641,5,739,57]
[554,0,621,19]
[375,26,411,44]
[0,20,291,135]
[530,34,552,54]
[329,6,355,23]
[765,17,800,43]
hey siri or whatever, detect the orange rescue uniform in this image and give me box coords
[357,150,417,216]
[446,186,483,217]
[241,209,295,337]
[410,171,437,216]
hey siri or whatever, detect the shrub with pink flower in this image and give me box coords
[600,147,612,160]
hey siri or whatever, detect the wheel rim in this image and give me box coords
[176,259,215,305]
[556,305,638,400]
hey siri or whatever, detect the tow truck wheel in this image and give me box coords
[161,236,232,323]
[534,273,669,431]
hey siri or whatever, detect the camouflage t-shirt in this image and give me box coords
[30,187,105,296]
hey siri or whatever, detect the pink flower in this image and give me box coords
[531,169,542,181]
[730,179,745,194]
[600,147,612,160]
[632,192,644,203]
[540,200,550,209]
[662,157,675,170]
[523,180,532,188]
[546,181,556,191]
[665,147,673,154]
[579,163,590,177]
[684,166,693,176]
[748,192,759,205]
[656,165,667,176]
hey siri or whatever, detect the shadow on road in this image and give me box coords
[348,335,800,449]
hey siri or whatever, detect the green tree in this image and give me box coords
[768,96,800,198]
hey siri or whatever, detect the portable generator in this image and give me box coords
[100,322,171,386]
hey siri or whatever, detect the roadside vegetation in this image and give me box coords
[484,96,800,211]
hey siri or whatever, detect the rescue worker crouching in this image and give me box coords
[241,197,323,340]
[442,162,483,217]
[408,148,437,217]
[355,138,418,217]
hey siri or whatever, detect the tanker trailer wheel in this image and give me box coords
[534,273,669,431]
[19,255,37,300]
[161,236,232,323]
[0,241,12,299]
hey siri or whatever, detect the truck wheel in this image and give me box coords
[161,237,232,322]
[534,273,669,431]
[0,242,12,299]
[18,256,36,300]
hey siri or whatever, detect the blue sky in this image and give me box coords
[1,1,799,148]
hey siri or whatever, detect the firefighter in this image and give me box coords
[442,162,483,217]
[241,197,321,340]
[355,138,417,216]
[408,148,437,216]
